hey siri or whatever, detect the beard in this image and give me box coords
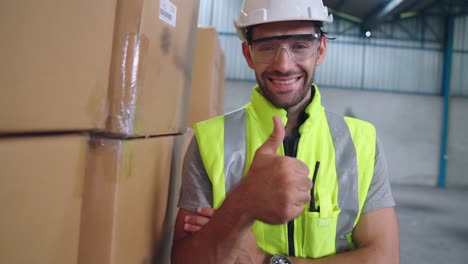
[255,69,314,109]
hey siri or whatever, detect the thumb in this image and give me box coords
[257,115,285,155]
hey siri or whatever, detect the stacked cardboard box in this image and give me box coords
[0,134,182,264]
[0,0,199,263]
[78,136,177,264]
[0,0,116,134]
[0,135,87,264]
[105,0,199,137]
[188,27,226,127]
[0,0,198,137]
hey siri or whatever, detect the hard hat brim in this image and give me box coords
[234,15,333,41]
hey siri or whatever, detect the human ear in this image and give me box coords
[242,42,255,69]
[316,37,327,66]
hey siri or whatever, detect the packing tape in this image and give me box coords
[107,33,149,136]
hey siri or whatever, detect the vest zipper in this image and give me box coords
[287,221,295,256]
[284,137,299,257]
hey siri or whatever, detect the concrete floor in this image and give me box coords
[393,184,468,264]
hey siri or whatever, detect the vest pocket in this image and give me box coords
[301,208,340,258]
[252,221,289,256]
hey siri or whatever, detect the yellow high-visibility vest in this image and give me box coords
[194,85,376,258]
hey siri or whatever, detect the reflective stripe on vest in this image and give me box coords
[223,109,359,254]
[325,111,359,252]
[224,109,247,193]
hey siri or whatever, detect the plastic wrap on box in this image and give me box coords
[106,33,149,137]
[104,0,200,137]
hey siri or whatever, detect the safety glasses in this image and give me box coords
[248,33,321,64]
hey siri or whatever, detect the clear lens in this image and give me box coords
[250,34,321,64]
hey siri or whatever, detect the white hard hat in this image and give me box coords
[234,0,333,41]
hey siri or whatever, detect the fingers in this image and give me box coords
[295,191,312,205]
[278,157,311,191]
[256,115,285,155]
[296,179,313,192]
[184,223,202,233]
[294,159,310,174]
[184,214,211,226]
[197,207,215,217]
[183,207,215,233]
[183,215,210,233]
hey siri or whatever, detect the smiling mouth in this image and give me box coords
[269,77,302,85]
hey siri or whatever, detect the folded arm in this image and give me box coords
[183,206,399,264]
[171,191,256,264]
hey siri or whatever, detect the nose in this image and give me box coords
[271,46,296,73]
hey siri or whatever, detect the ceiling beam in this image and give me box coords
[329,8,362,23]
[362,0,406,31]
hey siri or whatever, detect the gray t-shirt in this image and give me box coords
[177,136,395,214]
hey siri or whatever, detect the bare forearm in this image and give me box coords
[172,192,254,264]
[172,227,248,264]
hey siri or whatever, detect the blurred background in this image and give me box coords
[0,0,467,263]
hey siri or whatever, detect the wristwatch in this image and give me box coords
[270,254,292,264]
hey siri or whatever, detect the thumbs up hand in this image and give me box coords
[236,116,312,224]
[256,115,286,156]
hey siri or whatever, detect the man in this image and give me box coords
[172,0,399,263]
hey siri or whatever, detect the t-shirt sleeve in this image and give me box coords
[362,136,396,214]
[177,137,214,213]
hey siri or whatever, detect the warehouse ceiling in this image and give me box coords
[323,0,468,30]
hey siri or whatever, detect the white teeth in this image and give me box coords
[271,78,298,85]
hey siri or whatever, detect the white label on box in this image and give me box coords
[159,0,177,27]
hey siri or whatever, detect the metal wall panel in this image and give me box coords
[364,46,442,93]
[452,15,468,96]
[453,15,468,50]
[316,34,442,94]
[197,0,213,26]
[219,34,254,81]
[210,1,241,32]
[198,0,241,30]
[451,54,468,96]
[315,41,364,89]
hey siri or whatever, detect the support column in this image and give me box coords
[438,16,455,188]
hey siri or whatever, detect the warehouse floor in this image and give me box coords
[393,184,468,264]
